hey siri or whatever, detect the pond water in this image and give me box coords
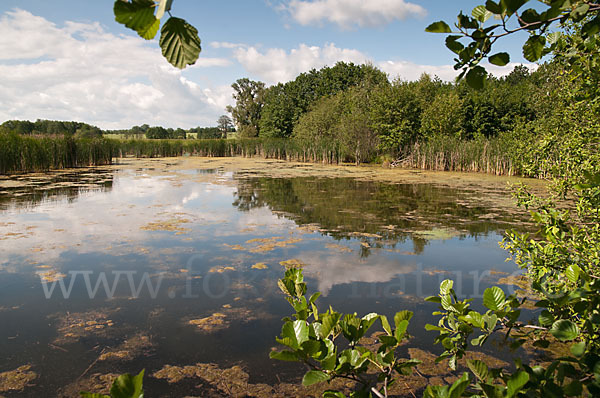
[0,158,542,397]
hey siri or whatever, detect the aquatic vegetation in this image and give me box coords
[187,306,258,333]
[251,262,268,269]
[98,333,153,362]
[325,243,354,253]
[152,362,356,397]
[188,313,228,333]
[51,309,117,344]
[409,227,461,241]
[36,268,66,283]
[208,266,236,273]
[140,217,191,234]
[0,365,37,393]
[279,258,306,268]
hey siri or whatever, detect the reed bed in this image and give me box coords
[398,137,517,176]
[2,134,520,176]
[0,133,117,174]
[116,138,344,164]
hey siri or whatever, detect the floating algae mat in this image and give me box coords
[0,158,542,396]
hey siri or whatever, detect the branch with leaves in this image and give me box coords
[271,268,421,398]
[113,0,201,69]
[426,0,600,89]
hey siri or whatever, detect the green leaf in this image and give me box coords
[395,320,409,341]
[445,36,464,54]
[379,335,398,347]
[467,359,489,381]
[440,280,454,296]
[426,21,452,33]
[301,340,322,356]
[425,324,446,331]
[449,373,470,398]
[109,370,144,398]
[269,350,299,361]
[380,315,392,335]
[570,341,586,357]
[293,319,309,345]
[582,16,600,37]
[302,370,330,386]
[564,380,583,396]
[483,286,505,311]
[571,3,590,21]
[506,370,529,398]
[320,312,341,339]
[394,310,413,325]
[472,6,493,22]
[114,0,159,40]
[155,0,173,20]
[550,319,579,341]
[309,292,321,304]
[466,66,487,90]
[489,52,510,66]
[522,35,546,62]
[565,264,581,283]
[425,296,442,304]
[159,17,202,69]
[463,311,484,328]
[278,321,299,349]
[501,0,528,15]
[485,1,504,14]
[538,310,554,327]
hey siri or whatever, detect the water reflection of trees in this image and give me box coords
[0,170,113,210]
[233,176,527,252]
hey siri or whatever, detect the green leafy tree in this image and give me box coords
[145,125,169,139]
[420,91,464,139]
[370,80,421,153]
[336,88,379,165]
[217,115,233,137]
[226,78,266,138]
[259,62,388,139]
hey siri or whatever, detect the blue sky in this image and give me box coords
[0,1,535,129]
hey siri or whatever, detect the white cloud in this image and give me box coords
[0,9,233,129]
[379,60,538,81]
[209,41,248,49]
[231,42,536,85]
[284,0,427,29]
[233,43,369,84]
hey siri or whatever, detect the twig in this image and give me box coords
[49,343,68,353]
[78,348,106,380]
[404,381,417,398]
[371,386,386,398]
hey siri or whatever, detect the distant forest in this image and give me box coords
[0,119,231,140]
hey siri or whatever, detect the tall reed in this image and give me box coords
[0,133,117,174]
[398,136,517,176]
[2,133,520,177]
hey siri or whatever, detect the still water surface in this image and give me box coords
[0,158,537,396]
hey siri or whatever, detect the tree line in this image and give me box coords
[225,60,578,172]
[0,116,234,140]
